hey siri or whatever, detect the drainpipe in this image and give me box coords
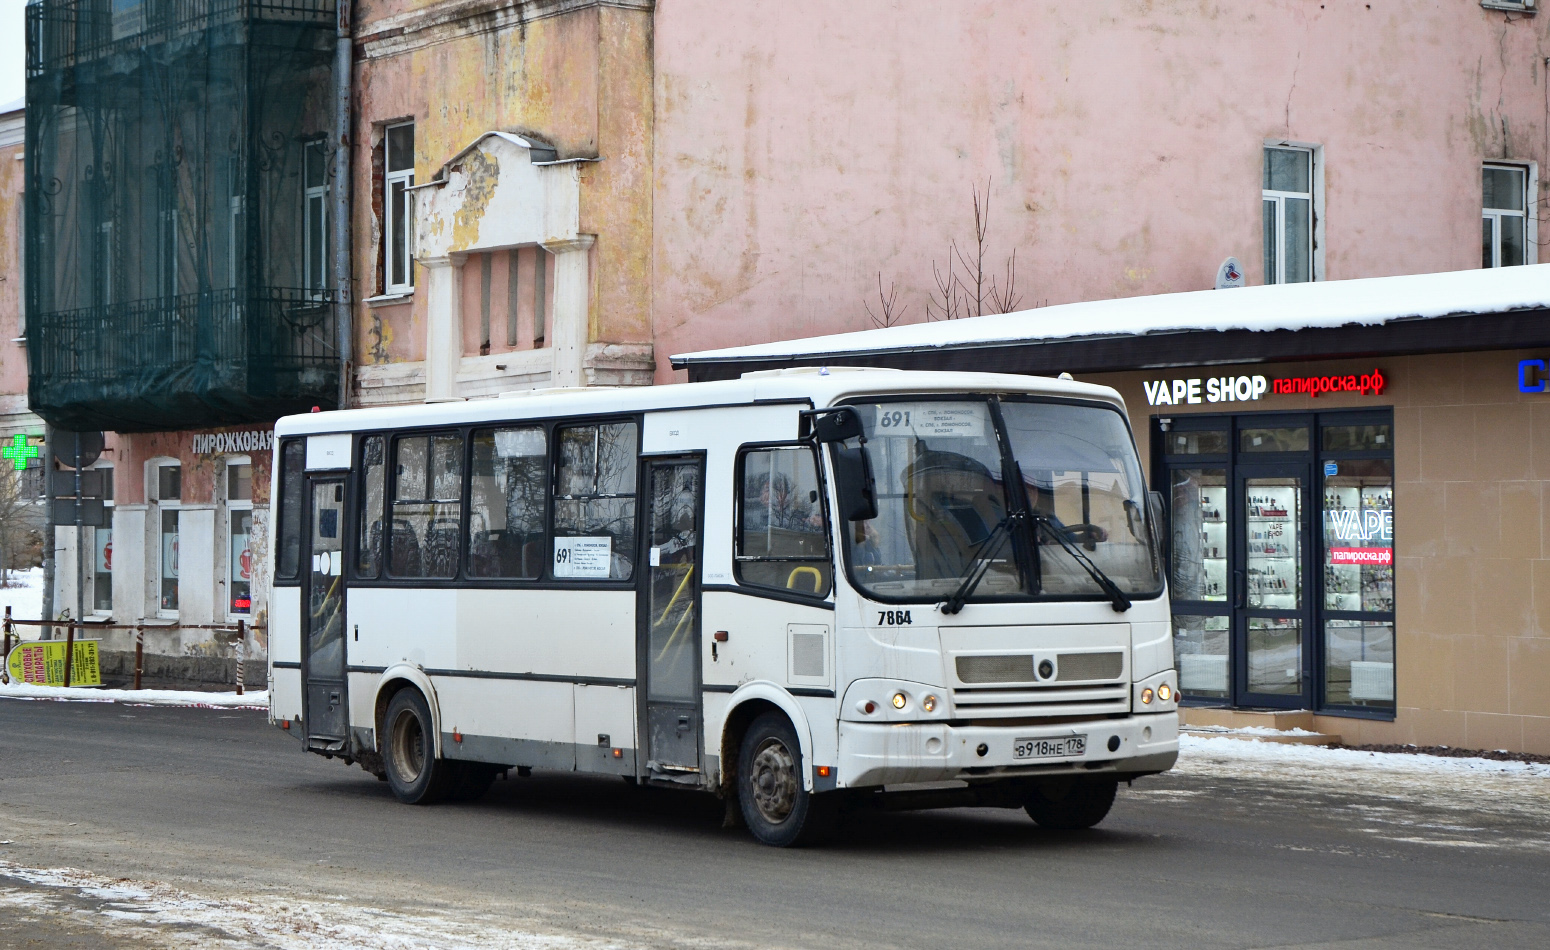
[333,0,354,412]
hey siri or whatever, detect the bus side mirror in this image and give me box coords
[831,444,878,522]
[802,407,865,444]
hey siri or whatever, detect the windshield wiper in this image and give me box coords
[941,510,1025,615]
[1032,513,1132,612]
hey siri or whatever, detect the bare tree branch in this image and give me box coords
[864,272,910,328]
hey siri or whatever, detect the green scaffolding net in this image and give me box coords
[25,0,339,432]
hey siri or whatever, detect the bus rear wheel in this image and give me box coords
[737,712,836,847]
[383,689,456,804]
[1023,778,1118,830]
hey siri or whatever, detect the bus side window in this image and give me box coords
[275,439,305,582]
[735,446,832,598]
[553,421,638,581]
[469,426,547,579]
[356,435,386,578]
[389,431,464,579]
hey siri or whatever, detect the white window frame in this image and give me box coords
[1262,142,1324,285]
[1483,161,1538,268]
[384,121,415,295]
[223,455,255,622]
[150,458,181,619]
[303,140,329,300]
[88,463,114,617]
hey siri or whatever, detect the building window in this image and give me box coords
[91,465,114,615]
[735,446,831,597]
[1483,163,1531,268]
[153,461,180,616]
[384,122,415,294]
[226,457,253,618]
[303,141,329,299]
[1263,146,1315,284]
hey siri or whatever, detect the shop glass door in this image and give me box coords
[1236,463,1311,708]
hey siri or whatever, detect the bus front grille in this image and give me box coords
[949,683,1130,718]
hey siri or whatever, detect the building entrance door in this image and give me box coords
[1235,463,1312,708]
[638,457,704,778]
[302,477,348,753]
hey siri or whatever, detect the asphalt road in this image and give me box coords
[1,698,1548,949]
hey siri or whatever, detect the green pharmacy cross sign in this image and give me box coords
[2,434,41,471]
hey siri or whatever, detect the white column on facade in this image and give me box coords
[542,236,595,388]
[178,506,216,629]
[421,254,466,401]
[111,505,147,621]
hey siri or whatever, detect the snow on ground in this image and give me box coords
[0,567,44,622]
[0,861,645,950]
[1178,733,1550,778]
[0,682,267,709]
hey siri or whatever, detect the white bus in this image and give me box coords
[267,368,1178,846]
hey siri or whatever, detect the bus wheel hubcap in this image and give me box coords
[392,711,425,783]
[750,738,798,823]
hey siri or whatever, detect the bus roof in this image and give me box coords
[274,368,1126,437]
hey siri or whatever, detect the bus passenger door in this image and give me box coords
[639,457,704,778]
[303,477,348,753]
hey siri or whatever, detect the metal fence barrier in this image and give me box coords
[1,606,265,693]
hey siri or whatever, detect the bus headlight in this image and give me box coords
[922,695,938,713]
[1158,683,1172,702]
[1141,687,1154,705]
[892,692,908,709]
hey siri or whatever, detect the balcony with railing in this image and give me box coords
[24,0,339,432]
[26,0,334,76]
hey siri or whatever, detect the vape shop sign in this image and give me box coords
[1143,369,1386,406]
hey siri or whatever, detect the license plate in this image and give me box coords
[1012,735,1086,760]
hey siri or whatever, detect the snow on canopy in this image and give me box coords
[672,264,1550,365]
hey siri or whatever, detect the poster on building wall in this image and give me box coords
[95,531,112,575]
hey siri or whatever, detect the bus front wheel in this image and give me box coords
[736,712,836,847]
[383,689,457,804]
[1023,778,1118,830]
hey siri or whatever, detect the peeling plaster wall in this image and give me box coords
[0,116,28,406]
[351,0,655,378]
[650,1,1550,380]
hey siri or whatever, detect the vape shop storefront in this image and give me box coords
[675,265,1550,754]
[1157,406,1395,716]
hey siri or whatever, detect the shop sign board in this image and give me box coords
[192,430,275,455]
[1144,368,1386,406]
[1519,359,1550,393]
[5,639,102,686]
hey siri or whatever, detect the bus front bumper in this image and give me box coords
[835,711,1178,789]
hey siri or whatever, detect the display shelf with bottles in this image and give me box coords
[1322,483,1394,613]
[1246,483,1300,609]
[1196,484,1229,599]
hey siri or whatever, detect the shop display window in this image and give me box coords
[1169,469,1227,601]
[92,526,112,613]
[229,510,252,615]
[160,508,179,613]
[1174,614,1229,698]
[1158,410,1394,717]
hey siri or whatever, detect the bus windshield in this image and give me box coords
[841,396,1162,604]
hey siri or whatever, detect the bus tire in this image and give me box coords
[383,689,457,805]
[737,712,836,847]
[1023,778,1118,830]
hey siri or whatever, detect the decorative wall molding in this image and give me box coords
[357,0,653,61]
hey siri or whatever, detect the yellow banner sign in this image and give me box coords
[5,639,102,687]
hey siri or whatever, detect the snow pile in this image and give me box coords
[0,861,640,950]
[1178,733,1550,777]
[0,567,45,622]
[674,263,1550,363]
[1183,725,1325,737]
[0,682,268,709]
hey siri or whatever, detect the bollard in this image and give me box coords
[133,621,145,691]
[235,619,246,696]
[62,620,75,688]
